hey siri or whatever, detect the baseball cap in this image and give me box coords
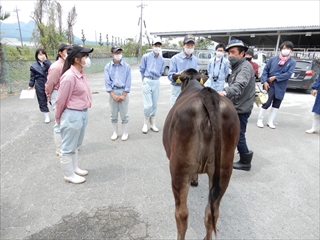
[225,39,248,52]
[246,48,254,56]
[67,45,94,59]
[58,43,70,52]
[183,35,196,44]
[111,46,123,53]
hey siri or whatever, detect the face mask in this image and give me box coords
[114,54,122,61]
[153,47,161,54]
[81,57,91,68]
[216,52,224,58]
[281,49,291,56]
[184,48,194,55]
[246,57,252,61]
[228,56,240,66]
[63,54,68,60]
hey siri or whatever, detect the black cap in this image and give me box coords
[246,48,254,57]
[111,46,123,53]
[183,35,196,44]
[67,45,94,59]
[153,41,162,45]
[58,43,70,52]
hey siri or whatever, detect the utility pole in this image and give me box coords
[13,6,23,47]
[137,1,147,61]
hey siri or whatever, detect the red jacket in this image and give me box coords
[249,61,259,78]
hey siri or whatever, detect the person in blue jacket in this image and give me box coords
[28,48,52,123]
[256,41,296,129]
[306,75,320,134]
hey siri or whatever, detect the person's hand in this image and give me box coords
[268,76,276,83]
[28,87,33,90]
[110,92,119,102]
[311,89,317,97]
[263,82,270,91]
[118,95,126,102]
[46,93,51,102]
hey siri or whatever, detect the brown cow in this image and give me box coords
[163,68,240,240]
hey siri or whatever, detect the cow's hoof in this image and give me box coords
[190,180,198,187]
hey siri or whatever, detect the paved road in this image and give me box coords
[1,65,319,239]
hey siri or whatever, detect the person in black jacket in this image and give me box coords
[28,48,52,123]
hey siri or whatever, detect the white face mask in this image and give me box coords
[153,47,161,54]
[216,51,224,58]
[81,57,91,68]
[114,54,122,61]
[184,47,194,55]
[281,49,291,56]
[281,49,291,57]
[63,54,68,60]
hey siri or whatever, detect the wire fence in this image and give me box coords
[0,57,138,94]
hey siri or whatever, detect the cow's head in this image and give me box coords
[172,68,209,90]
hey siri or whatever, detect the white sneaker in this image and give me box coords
[306,128,316,134]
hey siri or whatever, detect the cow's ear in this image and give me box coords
[172,73,181,83]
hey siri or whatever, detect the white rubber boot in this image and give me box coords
[60,155,85,184]
[306,113,320,134]
[53,133,62,156]
[150,117,159,132]
[111,123,118,140]
[73,149,88,176]
[44,112,50,123]
[267,107,278,129]
[121,123,129,141]
[142,117,149,134]
[257,108,267,128]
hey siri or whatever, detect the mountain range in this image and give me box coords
[0,20,96,45]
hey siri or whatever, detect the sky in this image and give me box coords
[1,0,320,44]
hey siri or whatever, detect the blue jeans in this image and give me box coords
[237,111,251,154]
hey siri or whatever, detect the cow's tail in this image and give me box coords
[199,87,221,236]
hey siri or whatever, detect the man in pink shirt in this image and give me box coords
[55,45,93,184]
[45,43,70,156]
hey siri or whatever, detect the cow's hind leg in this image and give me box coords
[171,173,190,240]
[191,173,198,186]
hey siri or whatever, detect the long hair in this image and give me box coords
[35,48,48,61]
[61,52,88,76]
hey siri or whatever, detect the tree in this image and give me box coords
[0,5,11,84]
[66,5,77,44]
[0,5,10,21]
[98,33,103,46]
[81,29,86,46]
[106,34,109,46]
[31,0,63,52]
[56,2,62,35]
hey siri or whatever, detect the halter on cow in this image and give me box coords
[163,68,240,240]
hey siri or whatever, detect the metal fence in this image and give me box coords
[0,57,138,94]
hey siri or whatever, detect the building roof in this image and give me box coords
[150,25,320,50]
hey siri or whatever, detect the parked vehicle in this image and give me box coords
[145,49,180,76]
[196,50,215,73]
[252,52,268,80]
[287,59,320,93]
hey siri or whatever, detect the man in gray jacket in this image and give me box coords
[218,39,255,171]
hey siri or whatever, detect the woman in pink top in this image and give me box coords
[45,43,70,157]
[55,45,94,184]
